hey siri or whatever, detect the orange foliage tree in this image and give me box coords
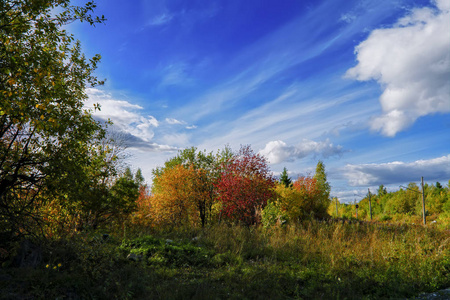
[150,164,211,227]
[150,147,233,227]
[132,185,153,227]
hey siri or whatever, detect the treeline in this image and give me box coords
[333,182,450,224]
[132,146,332,229]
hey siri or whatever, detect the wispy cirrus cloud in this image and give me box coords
[165,118,198,130]
[196,82,377,156]
[143,1,219,29]
[147,13,174,26]
[165,118,186,125]
[346,0,450,136]
[171,0,394,143]
[343,155,450,186]
[160,62,192,86]
[160,133,190,148]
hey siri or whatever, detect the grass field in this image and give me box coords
[1,220,449,299]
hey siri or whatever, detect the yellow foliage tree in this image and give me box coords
[150,165,211,228]
[265,176,326,226]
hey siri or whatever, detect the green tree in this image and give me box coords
[0,0,105,242]
[46,134,132,232]
[377,185,387,196]
[385,183,419,215]
[108,170,140,224]
[135,168,145,187]
[123,166,133,180]
[313,160,331,217]
[279,167,292,188]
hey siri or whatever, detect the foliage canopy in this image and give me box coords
[0,0,113,242]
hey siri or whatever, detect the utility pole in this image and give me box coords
[400,177,426,225]
[421,177,426,225]
[368,188,372,221]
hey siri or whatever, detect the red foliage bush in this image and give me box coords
[215,145,275,226]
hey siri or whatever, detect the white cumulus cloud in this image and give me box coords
[343,155,450,186]
[85,88,178,152]
[346,0,450,136]
[86,88,159,142]
[259,139,345,164]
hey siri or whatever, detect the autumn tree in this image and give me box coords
[291,176,325,219]
[264,172,331,226]
[132,186,152,227]
[215,145,275,226]
[151,146,236,227]
[0,0,106,242]
[130,169,154,228]
[262,183,301,226]
[150,165,208,227]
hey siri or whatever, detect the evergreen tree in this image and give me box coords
[280,167,292,188]
[377,185,387,196]
[124,167,133,180]
[313,161,331,218]
[135,168,145,187]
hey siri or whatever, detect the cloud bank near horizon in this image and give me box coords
[343,155,450,186]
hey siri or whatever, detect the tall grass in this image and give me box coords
[1,221,449,299]
[188,221,449,298]
[123,220,449,299]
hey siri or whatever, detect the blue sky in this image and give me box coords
[73,0,450,202]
